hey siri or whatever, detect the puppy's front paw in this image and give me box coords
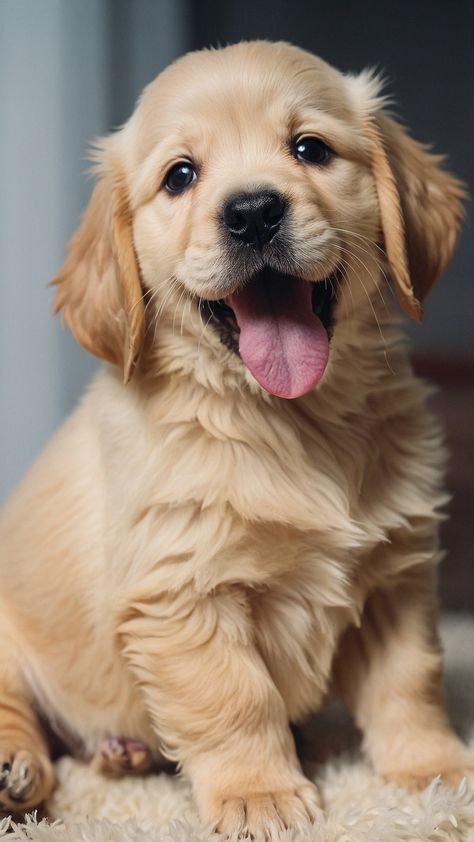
[201,777,322,838]
[218,783,321,838]
[0,746,54,813]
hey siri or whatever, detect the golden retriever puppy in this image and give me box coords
[0,40,471,837]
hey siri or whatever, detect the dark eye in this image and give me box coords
[293,136,332,165]
[164,162,197,193]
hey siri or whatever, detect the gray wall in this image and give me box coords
[0,0,188,502]
[1,0,472,502]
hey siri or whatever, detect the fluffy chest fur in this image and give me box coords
[89,320,444,721]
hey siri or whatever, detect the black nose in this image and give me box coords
[223,190,286,248]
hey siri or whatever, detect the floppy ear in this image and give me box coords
[52,171,145,382]
[365,112,466,320]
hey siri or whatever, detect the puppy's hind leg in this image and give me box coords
[0,648,55,813]
[334,562,474,789]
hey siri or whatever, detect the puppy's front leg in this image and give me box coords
[120,586,321,836]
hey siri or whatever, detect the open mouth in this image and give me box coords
[199,266,339,399]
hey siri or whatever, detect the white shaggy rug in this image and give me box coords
[1,615,473,842]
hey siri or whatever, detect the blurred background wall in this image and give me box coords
[0,0,188,502]
[0,0,472,605]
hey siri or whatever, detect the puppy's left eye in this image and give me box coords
[293,137,332,166]
[165,162,197,193]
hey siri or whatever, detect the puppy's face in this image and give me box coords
[54,42,464,396]
[130,43,379,397]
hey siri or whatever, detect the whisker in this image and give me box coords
[336,243,390,314]
[337,260,353,321]
[197,308,214,356]
[142,285,166,320]
[317,244,356,319]
[143,278,177,338]
[180,295,191,338]
[172,285,188,337]
[129,288,150,316]
[320,231,390,316]
[345,258,395,373]
[339,240,393,311]
[152,277,181,343]
[325,227,393,304]
[328,226,388,260]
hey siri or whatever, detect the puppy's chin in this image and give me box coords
[199,266,340,399]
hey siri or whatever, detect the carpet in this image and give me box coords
[1,614,473,842]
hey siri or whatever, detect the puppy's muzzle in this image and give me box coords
[222,190,286,249]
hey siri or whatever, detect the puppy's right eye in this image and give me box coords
[164,162,197,194]
[293,137,332,166]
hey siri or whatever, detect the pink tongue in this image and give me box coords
[228,275,329,399]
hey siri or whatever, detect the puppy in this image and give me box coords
[0,40,471,837]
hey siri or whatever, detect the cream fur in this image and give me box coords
[1,617,473,842]
[0,41,470,838]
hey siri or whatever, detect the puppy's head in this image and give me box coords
[53,41,465,397]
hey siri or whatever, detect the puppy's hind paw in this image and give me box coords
[92,736,153,778]
[0,746,54,814]
[382,745,474,791]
